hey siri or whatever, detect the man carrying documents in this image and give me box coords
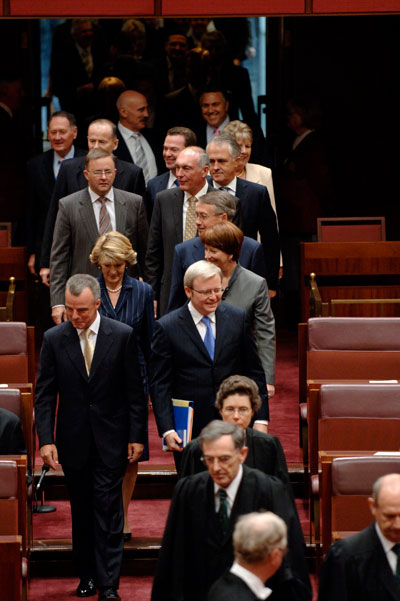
[149,260,269,465]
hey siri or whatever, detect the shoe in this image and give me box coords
[123,532,132,542]
[76,577,96,597]
[98,588,121,601]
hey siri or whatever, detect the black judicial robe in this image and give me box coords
[151,466,311,601]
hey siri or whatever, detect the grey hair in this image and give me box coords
[372,473,400,504]
[85,148,116,168]
[66,274,100,301]
[233,512,287,564]
[179,146,210,169]
[207,133,241,160]
[198,420,246,451]
[183,260,222,289]
[198,190,236,221]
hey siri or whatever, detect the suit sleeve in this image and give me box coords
[149,320,175,435]
[252,278,276,385]
[40,163,69,269]
[34,333,59,448]
[178,438,207,480]
[49,199,72,306]
[124,329,148,443]
[240,313,269,421]
[145,195,163,299]
[258,187,280,290]
[317,541,350,601]
[167,246,187,312]
[248,243,267,279]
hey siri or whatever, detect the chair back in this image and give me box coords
[317,216,386,242]
[0,323,36,384]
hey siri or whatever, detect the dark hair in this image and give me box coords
[49,111,77,128]
[166,126,197,147]
[215,375,261,413]
[202,222,244,262]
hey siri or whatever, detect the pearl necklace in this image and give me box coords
[106,285,122,293]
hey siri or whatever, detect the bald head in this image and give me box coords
[117,90,149,132]
[369,473,400,543]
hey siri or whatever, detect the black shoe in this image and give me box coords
[123,532,132,542]
[98,588,121,601]
[76,577,96,597]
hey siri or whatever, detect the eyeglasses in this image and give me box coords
[195,212,223,221]
[221,406,252,416]
[191,287,224,296]
[200,454,238,466]
[89,169,114,177]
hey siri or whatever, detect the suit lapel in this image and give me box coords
[43,150,55,187]
[114,189,127,232]
[214,305,229,362]
[78,189,101,241]
[172,189,184,242]
[89,317,113,379]
[63,323,88,381]
[178,304,211,362]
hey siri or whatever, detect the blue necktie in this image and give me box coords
[202,316,215,360]
[174,178,179,187]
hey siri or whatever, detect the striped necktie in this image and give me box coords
[132,133,150,183]
[202,315,215,360]
[98,197,112,235]
[217,488,229,535]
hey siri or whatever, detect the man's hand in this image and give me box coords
[268,289,277,299]
[253,423,268,434]
[40,267,51,287]
[52,306,67,324]
[267,384,275,398]
[28,254,36,275]
[127,443,144,463]
[40,443,59,470]
[165,431,183,452]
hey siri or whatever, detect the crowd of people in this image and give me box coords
[2,17,395,601]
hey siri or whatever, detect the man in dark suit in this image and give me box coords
[116,89,161,182]
[35,274,147,601]
[40,118,146,287]
[146,126,197,218]
[318,473,400,601]
[145,146,212,316]
[26,111,85,329]
[151,421,311,601]
[150,260,269,456]
[168,190,266,311]
[207,134,280,293]
[49,148,148,324]
[208,511,289,601]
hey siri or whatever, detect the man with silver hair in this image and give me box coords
[149,261,269,458]
[167,189,266,311]
[208,511,288,601]
[145,145,214,316]
[207,134,280,295]
[318,472,400,601]
[35,274,147,601]
[151,421,311,601]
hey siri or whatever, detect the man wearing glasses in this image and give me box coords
[149,260,269,461]
[49,147,148,324]
[151,421,311,601]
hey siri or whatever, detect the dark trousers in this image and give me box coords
[63,451,126,589]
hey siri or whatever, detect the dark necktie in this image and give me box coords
[217,488,229,536]
[202,316,215,360]
[392,543,400,585]
[132,133,150,183]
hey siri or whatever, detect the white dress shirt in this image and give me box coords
[117,122,157,181]
[187,301,216,339]
[230,562,273,600]
[53,146,75,178]
[213,177,237,196]
[76,312,101,356]
[167,171,179,189]
[213,464,243,513]
[88,185,116,231]
[206,115,230,144]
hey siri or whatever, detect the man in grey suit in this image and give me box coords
[50,148,148,324]
[146,126,197,217]
[145,146,212,317]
